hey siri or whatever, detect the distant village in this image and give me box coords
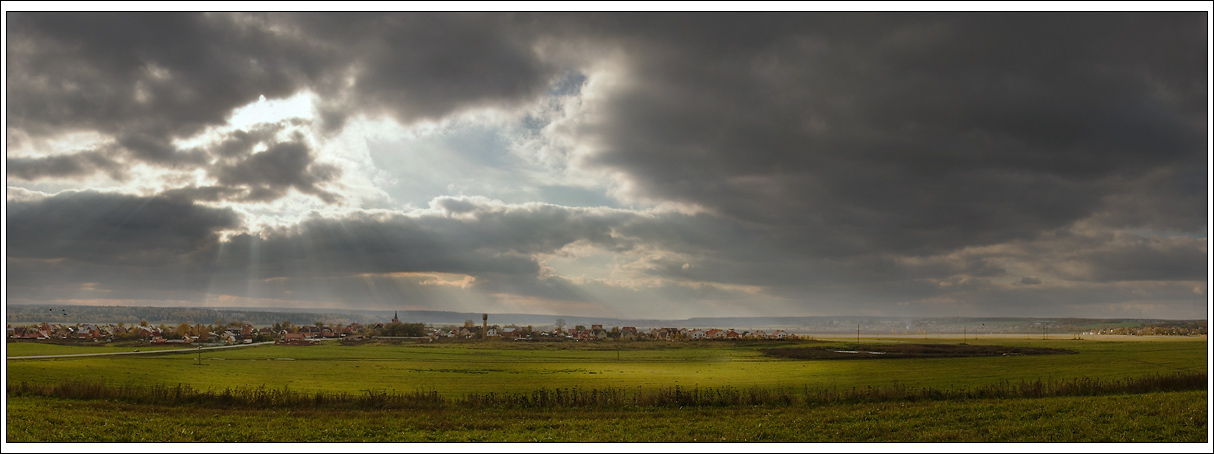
[1083,324,1207,336]
[7,311,798,345]
[8,310,1204,345]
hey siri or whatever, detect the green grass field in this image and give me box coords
[6,337,1207,395]
[5,336,1208,442]
[5,342,201,357]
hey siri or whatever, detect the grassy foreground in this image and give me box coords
[6,337,1207,442]
[7,391,1206,442]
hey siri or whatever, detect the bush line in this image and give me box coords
[8,372,1205,410]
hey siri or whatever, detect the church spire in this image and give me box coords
[392,311,400,323]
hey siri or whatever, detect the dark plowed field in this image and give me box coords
[764,344,1077,360]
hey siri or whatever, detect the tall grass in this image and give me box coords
[6,381,444,409]
[9,371,1204,410]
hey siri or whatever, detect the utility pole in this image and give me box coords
[197,346,202,365]
[963,327,966,344]
[856,324,860,345]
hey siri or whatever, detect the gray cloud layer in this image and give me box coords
[5,13,1207,318]
[7,191,1204,316]
[7,12,561,151]
[8,149,126,181]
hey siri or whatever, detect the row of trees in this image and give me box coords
[379,322,426,337]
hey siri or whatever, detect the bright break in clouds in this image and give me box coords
[4,12,1208,319]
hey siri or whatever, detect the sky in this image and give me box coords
[3,11,1209,320]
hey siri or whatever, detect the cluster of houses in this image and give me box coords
[280,323,369,343]
[433,324,795,341]
[8,323,161,342]
[1084,325,1207,336]
[7,322,277,345]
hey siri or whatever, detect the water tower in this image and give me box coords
[482,313,488,339]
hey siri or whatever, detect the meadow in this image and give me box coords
[6,337,1206,395]
[7,391,1207,442]
[5,336,1208,442]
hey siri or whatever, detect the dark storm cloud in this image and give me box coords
[212,140,343,203]
[6,122,343,205]
[569,13,1206,257]
[4,189,1203,316]
[211,123,292,158]
[9,13,1204,228]
[6,13,319,142]
[1056,234,1207,283]
[1018,277,1042,286]
[7,12,559,173]
[4,11,555,132]
[1089,164,1208,233]
[5,12,325,186]
[157,186,244,203]
[607,209,1008,291]
[6,191,241,264]
[7,149,126,181]
[276,13,559,131]
[218,216,541,279]
[4,192,779,309]
[116,131,211,166]
[139,123,345,204]
[5,13,1206,317]
[435,197,480,214]
[222,199,638,279]
[3,195,644,307]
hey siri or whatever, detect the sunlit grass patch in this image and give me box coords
[6,337,1206,396]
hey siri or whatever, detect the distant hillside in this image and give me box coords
[4,305,372,327]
